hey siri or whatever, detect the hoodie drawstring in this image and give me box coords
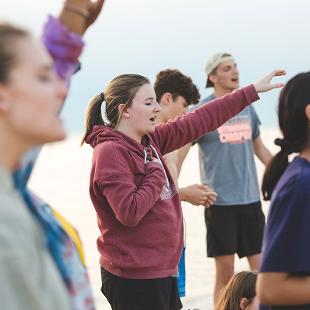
[143,145,170,188]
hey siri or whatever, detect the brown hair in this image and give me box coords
[81,74,150,144]
[215,271,257,310]
[154,69,200,106]
[0,23,29,83]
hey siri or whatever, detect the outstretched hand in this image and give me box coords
[253,70,286,93]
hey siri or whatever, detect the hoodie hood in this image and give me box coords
[85,125,152,156]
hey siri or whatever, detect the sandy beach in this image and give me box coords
[29,128,280,310]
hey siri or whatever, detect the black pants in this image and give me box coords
[101,268,183,310]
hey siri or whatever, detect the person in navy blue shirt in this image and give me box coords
[257,72,310,310]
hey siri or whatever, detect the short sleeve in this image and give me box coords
[260,186,310,274]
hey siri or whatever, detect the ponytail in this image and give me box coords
[81,93,106,145]
[262,138,302,200]
[262,151,289,201]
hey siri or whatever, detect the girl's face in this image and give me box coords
[0,36,67,147]
[125,83,161,137]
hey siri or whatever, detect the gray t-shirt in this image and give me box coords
[191,94,261,205]
[0,166,70,310]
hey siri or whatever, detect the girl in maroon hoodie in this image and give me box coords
[81,71,284,310]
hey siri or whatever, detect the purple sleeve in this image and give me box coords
[151,85,259,155]
[41,15,84,81]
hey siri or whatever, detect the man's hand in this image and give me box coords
[202,190,217,208]
[180,184,217,207]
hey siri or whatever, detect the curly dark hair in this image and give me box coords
[154,69,200,106]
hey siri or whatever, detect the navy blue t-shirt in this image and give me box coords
[260,156,310,310]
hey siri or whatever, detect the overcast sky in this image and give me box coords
[1,0,309,131]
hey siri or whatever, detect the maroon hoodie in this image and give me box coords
[86,85,259,279]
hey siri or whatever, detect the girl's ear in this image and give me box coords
[118,103,129,118]
[305,104,310,122]
[240,297,248,310]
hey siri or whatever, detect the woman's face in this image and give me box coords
[0,36,67,147]
[125,83,161,137]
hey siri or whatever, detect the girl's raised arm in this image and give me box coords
[153,70,285,156]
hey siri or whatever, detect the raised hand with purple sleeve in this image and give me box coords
[13,1,105,310]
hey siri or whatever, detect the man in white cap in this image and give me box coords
[181,52,272,303]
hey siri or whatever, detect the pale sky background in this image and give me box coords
[1,0,309,132]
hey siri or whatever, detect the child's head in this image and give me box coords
[262,72,310,200]
[82,74,163,143]
[154,69,200,122]
[215,271,258,310]
[0,24,67,149]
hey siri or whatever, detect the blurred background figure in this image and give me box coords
[0,0,104,309]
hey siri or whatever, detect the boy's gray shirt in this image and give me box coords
[190,94,261,205]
